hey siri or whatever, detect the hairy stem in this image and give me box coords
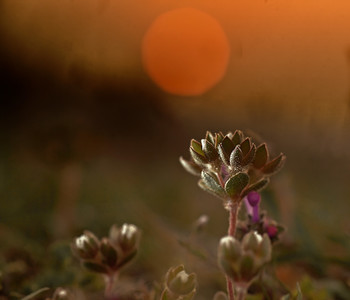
[226,202,240,300]
[228,202,239,236]
[226,275,235,300]
[236,283,248,300]
[104,274,116,299]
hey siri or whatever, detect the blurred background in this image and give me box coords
[0,0,349,297]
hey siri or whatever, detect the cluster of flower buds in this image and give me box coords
[218,232,272,283]
[180,130,285,206]
[236,192,284,243]
[71,224,140,275]
[160,265,197,300]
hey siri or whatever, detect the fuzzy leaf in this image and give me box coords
[200,171,226,198]
[240,138,251,156]
[253,143,269,169]
[179,157,202,176]
[231,130,243,147]
[242,144,256,166]
[189,147,208,165]
[205,131,215,144]
[224,172,249,198]
[218,144,230,165]
[221,136,235,156]
[261,153,286,175]
[215,132,224,147]
[191,139,204,156]
[201,139,218,161]
[241,178,270,197]
[229,145,243,170]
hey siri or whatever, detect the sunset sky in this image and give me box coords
[1,0,350,152]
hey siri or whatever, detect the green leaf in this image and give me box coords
[179,157,202,176]
[205,131,215,144]
[229,145,243,170]
[232,130,243,147]
[224,172,249,198]
[242,144,256,166]
[261,153,286,175]
[200,171,226,198]
[201,139,219,161]
[240,138,252,156]
[189,147,208,165]
[241,178,270,197]
[253,143,269,169]
[191,139,204,156]
[218,144,230,165]
[215,132,224,147]
[221,136,235,156]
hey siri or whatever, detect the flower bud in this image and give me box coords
[72,231,99,259]
[218,232,271,283]
[100,238,118,268]
[118,224,140,253]
[242,231,262,253]
[165,265,197,297]
[218,236,242,262]
[247,191,260,207]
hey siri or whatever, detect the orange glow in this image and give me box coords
[141,8,230,96]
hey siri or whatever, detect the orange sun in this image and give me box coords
[142,8,231,96]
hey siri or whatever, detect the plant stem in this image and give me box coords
[236,283,248,300]
[226,201,240,300]
[104,274,116,299]
[228,202,239,236]
[216,172,241,300]
[226,275,235,300]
